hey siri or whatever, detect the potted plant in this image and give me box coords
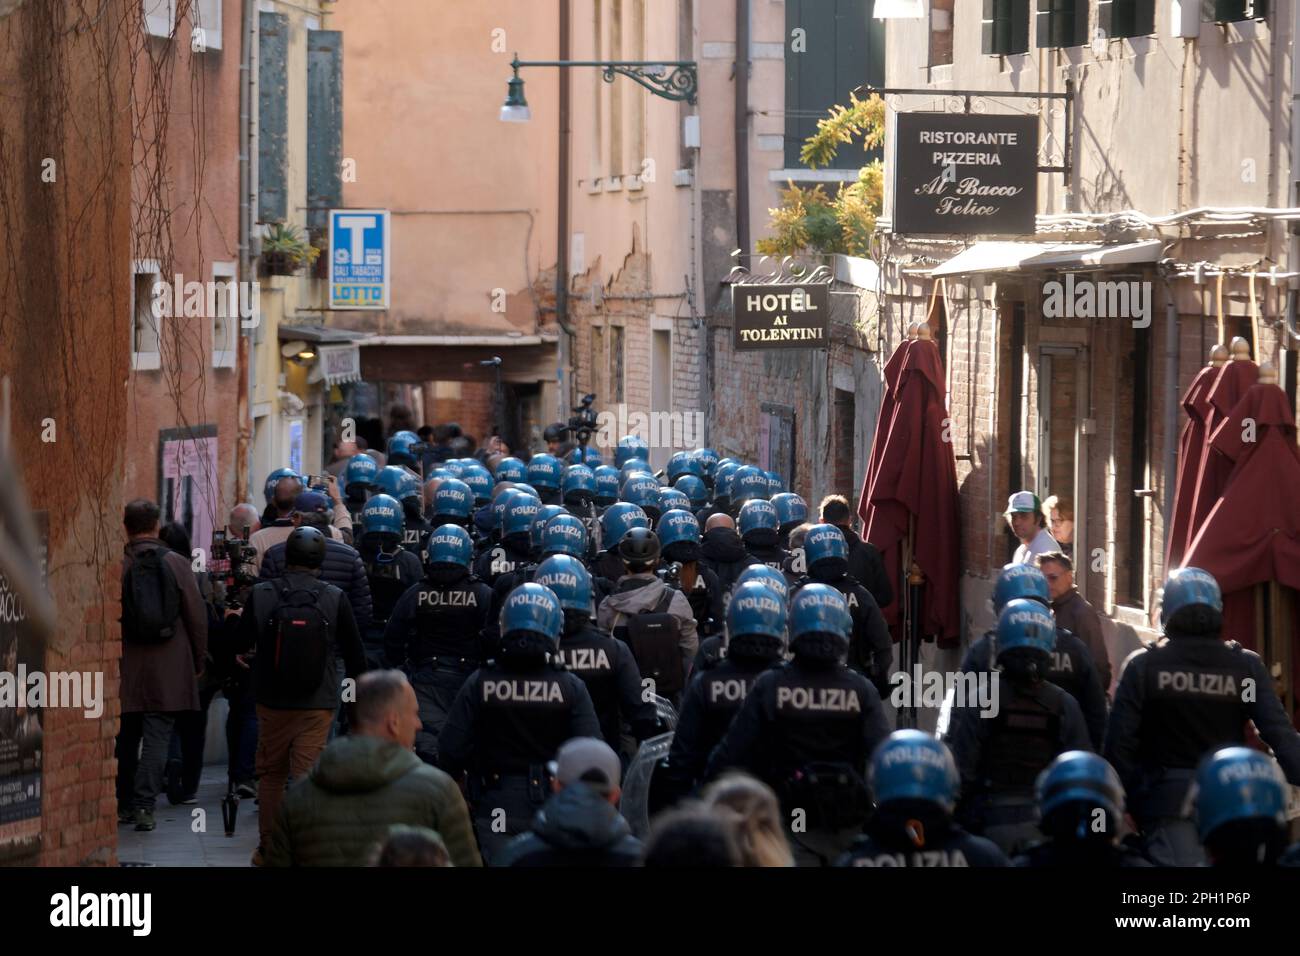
[261,222,320,276]
[309,227,330,280]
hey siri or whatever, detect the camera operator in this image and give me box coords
[207,526,261,801]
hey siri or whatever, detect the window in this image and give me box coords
[590,325,606,397]
[930,0,955,66]
[143,0,175,38]
[1098,0,1155,37]
[211,261,237,369]
[258,12,289,222]
[981,0,1030,55]
[627,0,646,189]
[131,260,162,371]
[609,325,625,404]
[190,0,222,51]
[608,0,624,182]
[833,390,855,495]
[1203,0,1268,22]
[591,1,604,182]
[759,404,796,486]
[783,0,884,171]
[1035,0,1089,48]
[677,0,694,172]
[307,30,343,231]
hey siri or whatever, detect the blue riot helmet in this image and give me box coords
[725,581,788,660]
[656,508,700,550]
[561,464,597,506]
[583,446,603,467]
[541,513,589,559]
[1160,566,1224,635]
[491,488,522,534]
[431,478,474,524]
[657,487,691,514]
[674,474,709,509]
[343,455,379,495]
[713,461,739,501]
[693,448,720,480]
[460,464,494,505]
[374,465,410,499]
[441,460,465,479]
[618,458,653,486]
[263,467,301,504]
[511,482,539,499]
[530,505,568,553]
[425,524,474,569]
[615,436,650,469]
[770,492,808,530]
[426,467,453,482]
[361,494,405,537]
[1191,747,1289,844]
[870,731,961,814]
[621,473,662,520]
[387,430,420,467]
[1035,751,1125,838]
[731,465,770,508]
[526,453,563,491]
[503,492,543,538]
[395,470,422,504]
[995,598,1056,664]
[593,466,621,506]
[498,582,563,646]
[765,470,786,495]
[735,563,790,601]
[534,555,594,615]
[494,456,527,483]
[802,523,848,573]
[992,562,1051,615]
[667,452,705,483]
[600,502,649,549]
[737,499,780,538]
[788,583,852,657]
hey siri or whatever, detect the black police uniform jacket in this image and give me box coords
[790,575,893,698]
[837,807,1009,867]
[556,619,658,747]
[381,569,494,669]
[668,653,777,793]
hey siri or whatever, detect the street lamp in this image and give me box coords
[499,53,698,122]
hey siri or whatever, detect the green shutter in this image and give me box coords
[982,0,996,53]
[1009,0,1031,53]
[1132,0,1156,33]
[307,30,343,232]
[257,12,288,222]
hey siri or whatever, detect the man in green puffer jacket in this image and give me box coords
[265,670,482,867]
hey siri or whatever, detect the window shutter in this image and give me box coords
[1036,0,1052,47]
[982,0,996,53]
[1009,0,1031,52]
[257,12,289,223]
[307,30,344,232]
[1132,0,1156,33]
[1098,0,1115,35]
[1071,0,1089,45]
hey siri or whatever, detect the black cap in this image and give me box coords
[543,422,569,443]
[618,526,661,565]
[285,526,327,569]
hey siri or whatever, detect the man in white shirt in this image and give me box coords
[1006,490,1058,564]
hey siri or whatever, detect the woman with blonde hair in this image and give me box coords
[702,772,795,867]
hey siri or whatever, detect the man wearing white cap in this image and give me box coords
[1005,490,1058,565]
[497,737,643,867]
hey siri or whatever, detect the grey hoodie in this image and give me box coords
[596,572,699,675]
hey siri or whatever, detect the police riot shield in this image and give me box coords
[620,731,674,838]
[653,694,678,731]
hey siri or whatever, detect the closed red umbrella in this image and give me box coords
[857,334,960,649]
[1183,381,1300,702]
[1165,350,1224,568]
[860,338,912,503]
[1187,349,1258,546]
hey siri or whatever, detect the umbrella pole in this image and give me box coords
[899,517,915,729]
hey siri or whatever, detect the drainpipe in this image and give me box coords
[556,0,573,422]
[235,0,256,505]
[734,0,750,260]
[1161,266,1179,579]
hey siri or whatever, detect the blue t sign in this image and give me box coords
[328,209,390,309]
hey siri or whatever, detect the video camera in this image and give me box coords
[567,393,598,448]
[211,527,258,607]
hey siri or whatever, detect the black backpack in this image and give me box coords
[121,547,183,645]
[620,589,686,698]
[263,581,335,696]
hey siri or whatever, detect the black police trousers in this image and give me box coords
[408,661,477,765]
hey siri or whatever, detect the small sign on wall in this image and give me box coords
[732,283,831,351]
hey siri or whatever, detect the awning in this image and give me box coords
[930,239,1164,277]
[277,323,371,344]
[317,343,363,386]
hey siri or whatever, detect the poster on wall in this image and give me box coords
[159,425,219,559]
[287,420,304,476]
[0,510,48,862]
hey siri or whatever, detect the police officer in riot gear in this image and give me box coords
[695,563,790,672]
[494,456,527,484]
[698,461,739,524]
[375,466,431,556]
[429,477,474,530]
[706,583,890,866]
[674,474,709,514]
[437,583,601,865]
[1013,751,1150,867]
[342,454,379,525]
[947,599,1092,857]
[656,487,691,516]
[667,580,786,798]
[665,451,704,485]
[838,731,1009,867]
[527,453,564,506]
[1192,747,1298,867]
[528,505,568,563]
[953,563,1109,749]
[592,502,649,584]
[355,494,425,668]
[593,466,621,509]
[386,430,420,469]
[729,465,770,518]
[657,508,724,643]
[614,435,650,469]
[534,555,657,749]
[790,524,892,698]
[472,490,540,587]
[382,525,493,764]
[1104,567,1300,866]
[692,447,720,488]
[738,499,788,571]
[699,512,756,599]
[561,464,600,552]
[770,492,808,550]
[621,473,662,525]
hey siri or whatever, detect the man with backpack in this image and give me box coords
[232,526,367,865]
[117,499,209,833]
[595,527,698,706]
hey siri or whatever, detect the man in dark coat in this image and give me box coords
[116,499,208,832]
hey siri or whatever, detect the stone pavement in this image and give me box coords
[116,765,261,867]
